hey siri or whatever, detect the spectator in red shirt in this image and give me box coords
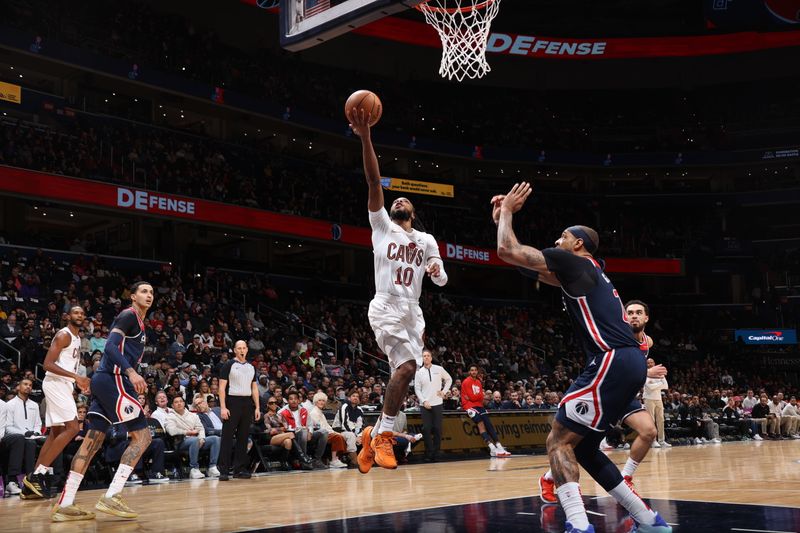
[461,365,509,457]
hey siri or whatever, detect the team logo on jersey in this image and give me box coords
[387,242,424,266]
[575,402,590,415]
[124,404,136,415]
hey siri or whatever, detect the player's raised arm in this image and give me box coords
[348,107,384,213]
[495,182,550,273]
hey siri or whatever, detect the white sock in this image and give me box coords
[105,464,134,498]
[34,464,48,475]
[58,471,84,507]
[496,441,504,449]
[377,414,395,434]
[488,441,497,450]
[609,480,656,525]
[556,482,590,529]
[622,457,640,478]
[47,467,54,475]
[543,469,554,481]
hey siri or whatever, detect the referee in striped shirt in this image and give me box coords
[217,340,260,480]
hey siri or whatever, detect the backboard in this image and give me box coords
[280,0,424,51]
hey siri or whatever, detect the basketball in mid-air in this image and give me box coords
[345,90,382,126]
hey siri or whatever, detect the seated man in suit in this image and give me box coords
[193,394,223,438]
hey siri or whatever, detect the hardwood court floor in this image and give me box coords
[1,440,798,532]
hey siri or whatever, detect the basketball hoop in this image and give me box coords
[415,0,501,82]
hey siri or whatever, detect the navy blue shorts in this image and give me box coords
[87,372,147,432]
[555,347,646,436]
[466,406,488,421]
[621,398,646,424]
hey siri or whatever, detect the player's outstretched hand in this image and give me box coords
[347,107,372,139]
[501,182,532,214]
[426,262,441,278]
[490,194,505,225]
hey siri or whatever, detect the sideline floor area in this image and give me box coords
[1,440,798,532]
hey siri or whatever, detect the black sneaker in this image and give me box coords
[219,474,230,481]
[20,474,45,500]
[232,471,251,479]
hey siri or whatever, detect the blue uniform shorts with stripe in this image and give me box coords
[87,371,147,432]
[555,346,646,436]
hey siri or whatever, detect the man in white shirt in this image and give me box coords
[781,397,800,438]
[414,349,452,463]
[3,379,42,494]
[768,395,785,437]
[164,396,220,479]
[741,390,758,413]
[150,391,171,429]
[642,358,669,447]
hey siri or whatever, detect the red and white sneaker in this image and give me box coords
[538,474,558,504]
[495,444,511,457]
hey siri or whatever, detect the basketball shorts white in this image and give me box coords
[368,295,425,372]
[42,376,78,426]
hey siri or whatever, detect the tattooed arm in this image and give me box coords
[495,182,553,274]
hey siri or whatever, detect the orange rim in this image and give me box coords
[414,0,496,14]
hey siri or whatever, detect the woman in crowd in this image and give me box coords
[307,392,350,468]
[262,395,312,470]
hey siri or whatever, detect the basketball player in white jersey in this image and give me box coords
[347,107,448,472]
[21,306,91,499]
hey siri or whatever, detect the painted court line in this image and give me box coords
[731,529,796,533]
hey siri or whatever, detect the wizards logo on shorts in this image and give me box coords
[563,391,599,429]
[124,405,136,415]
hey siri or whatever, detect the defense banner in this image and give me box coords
[735,329,797,345]
[0,81,21,104]
[381,177,454,198]
[354,18,800,60]
[0,167,683,275]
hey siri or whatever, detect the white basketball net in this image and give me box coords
[416,0,502,82]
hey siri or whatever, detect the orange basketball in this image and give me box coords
[345,90,382,127]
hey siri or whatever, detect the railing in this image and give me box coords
[0,337,21,368]
[256,302,390,377]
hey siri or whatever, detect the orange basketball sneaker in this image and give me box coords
[358,426,376,474]
[371,431,398,470]
[539,474,558,504]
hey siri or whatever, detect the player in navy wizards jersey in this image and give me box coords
[493,182,671,533]
[538,299,672,507]
[51,282,154,523]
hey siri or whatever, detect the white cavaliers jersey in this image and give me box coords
[369,208,440,301]
[45,327,81,383]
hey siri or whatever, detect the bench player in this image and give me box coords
[51,282,153,522]
[347,107,448,473]
[493,182,671,533]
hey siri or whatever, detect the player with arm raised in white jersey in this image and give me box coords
[21,306,91,500]
[347,106,447,473]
